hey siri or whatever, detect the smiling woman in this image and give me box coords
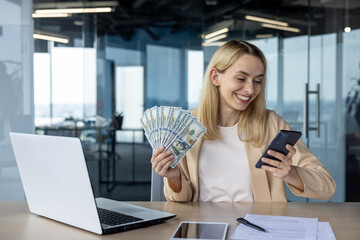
[151,40,336,203]
[209,54,264,124]
[199,41,268,146]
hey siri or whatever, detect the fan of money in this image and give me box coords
[140,106,206,168]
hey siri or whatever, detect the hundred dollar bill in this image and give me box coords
[145,108,157,147]
[165,109,192,148]
[163,111,192,149]
[148,106,159,148]
[141,106,206,165]
[162,107,181,148]
[159,106,170,147]
[140,116,154,149]
[168,117,206,168]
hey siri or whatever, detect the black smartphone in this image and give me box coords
[255,130,302,168]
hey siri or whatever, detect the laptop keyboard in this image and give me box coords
[98,208,143,226]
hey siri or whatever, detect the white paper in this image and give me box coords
[230,214,318,240]
[317,222,336,240]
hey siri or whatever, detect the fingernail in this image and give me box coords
[167,150,171,154]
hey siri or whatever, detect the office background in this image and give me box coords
[0,0,359,202]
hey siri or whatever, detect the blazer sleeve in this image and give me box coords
[270,111,336,200]
[163,155,194,202]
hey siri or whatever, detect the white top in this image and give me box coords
[198,123,254,202]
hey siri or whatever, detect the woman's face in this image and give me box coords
[211,54,264,112]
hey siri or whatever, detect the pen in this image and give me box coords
[236,217,266,232]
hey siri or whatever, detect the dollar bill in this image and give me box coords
[162,107,181,148]
[148,106,159,148]
[163,111,192,149]
[145,108,156,147]
[168,117,206,168]
[141,106,206,167]
[140,117,153,149]
[160,106,170,147]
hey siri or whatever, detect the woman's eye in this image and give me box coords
[254,80,262,84]
[237,78,245,81]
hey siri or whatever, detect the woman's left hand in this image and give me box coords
[261,144,296,181]
[261,144,304,192]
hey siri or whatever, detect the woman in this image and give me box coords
[151,40,336,202]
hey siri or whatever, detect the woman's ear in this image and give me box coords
[210,68,220,86]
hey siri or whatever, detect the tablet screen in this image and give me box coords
[171,222,228,240]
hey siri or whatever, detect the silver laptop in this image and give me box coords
[9,132,175,234]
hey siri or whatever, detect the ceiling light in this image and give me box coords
[344,27,351,33]
[73,20,84,26]
[34,1,118,9]
[256,34,274,39]
[245,15,288,27]
[205,0,218,6]
[33,34,69,44]
[261,23,300,33]
[202,41,226,47]
[204,34,227,43]
[248,40,266,45]
[35,7,112,14]
[205,28,229,39]
[32,13,70,18]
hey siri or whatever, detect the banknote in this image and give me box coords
[140,106,206,168]
[168,117,206,168]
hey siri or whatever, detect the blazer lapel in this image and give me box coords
[244,141,272,202]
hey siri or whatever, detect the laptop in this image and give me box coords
[9,132,176,234]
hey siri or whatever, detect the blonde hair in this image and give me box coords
[198,40,268,147]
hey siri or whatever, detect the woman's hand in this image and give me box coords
[151,146,182,192]
[151,145,180,178]
[261,144,304,191]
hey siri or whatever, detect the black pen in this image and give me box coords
[236,217,266,232]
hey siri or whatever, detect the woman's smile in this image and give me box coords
[234,93,251,103]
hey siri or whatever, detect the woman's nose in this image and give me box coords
[244,80,254,94]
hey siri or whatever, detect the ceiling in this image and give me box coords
[32,0,360,45]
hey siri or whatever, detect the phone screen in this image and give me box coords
[171,222,228,240]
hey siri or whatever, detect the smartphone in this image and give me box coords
[170,221,228,240]
[255,130,302,168]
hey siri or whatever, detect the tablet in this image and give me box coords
[170,221,228,240]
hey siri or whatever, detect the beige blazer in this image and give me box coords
[163,110,336,202]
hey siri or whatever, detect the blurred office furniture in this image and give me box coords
[35,116,150,193]
[35,117,84,138]
[105,127,147,192]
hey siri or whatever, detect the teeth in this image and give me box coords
[236,94,250,101]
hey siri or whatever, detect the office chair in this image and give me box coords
[150,170,166,201]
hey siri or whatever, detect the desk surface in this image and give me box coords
[1,201,359,240]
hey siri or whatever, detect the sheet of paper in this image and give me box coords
[317,222,336,240]
[230,214,318,240]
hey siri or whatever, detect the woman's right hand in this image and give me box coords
[151,145,180,180]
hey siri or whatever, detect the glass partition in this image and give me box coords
[344,28,360,201]
[0,0,33,200]
[5,0,356,201]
